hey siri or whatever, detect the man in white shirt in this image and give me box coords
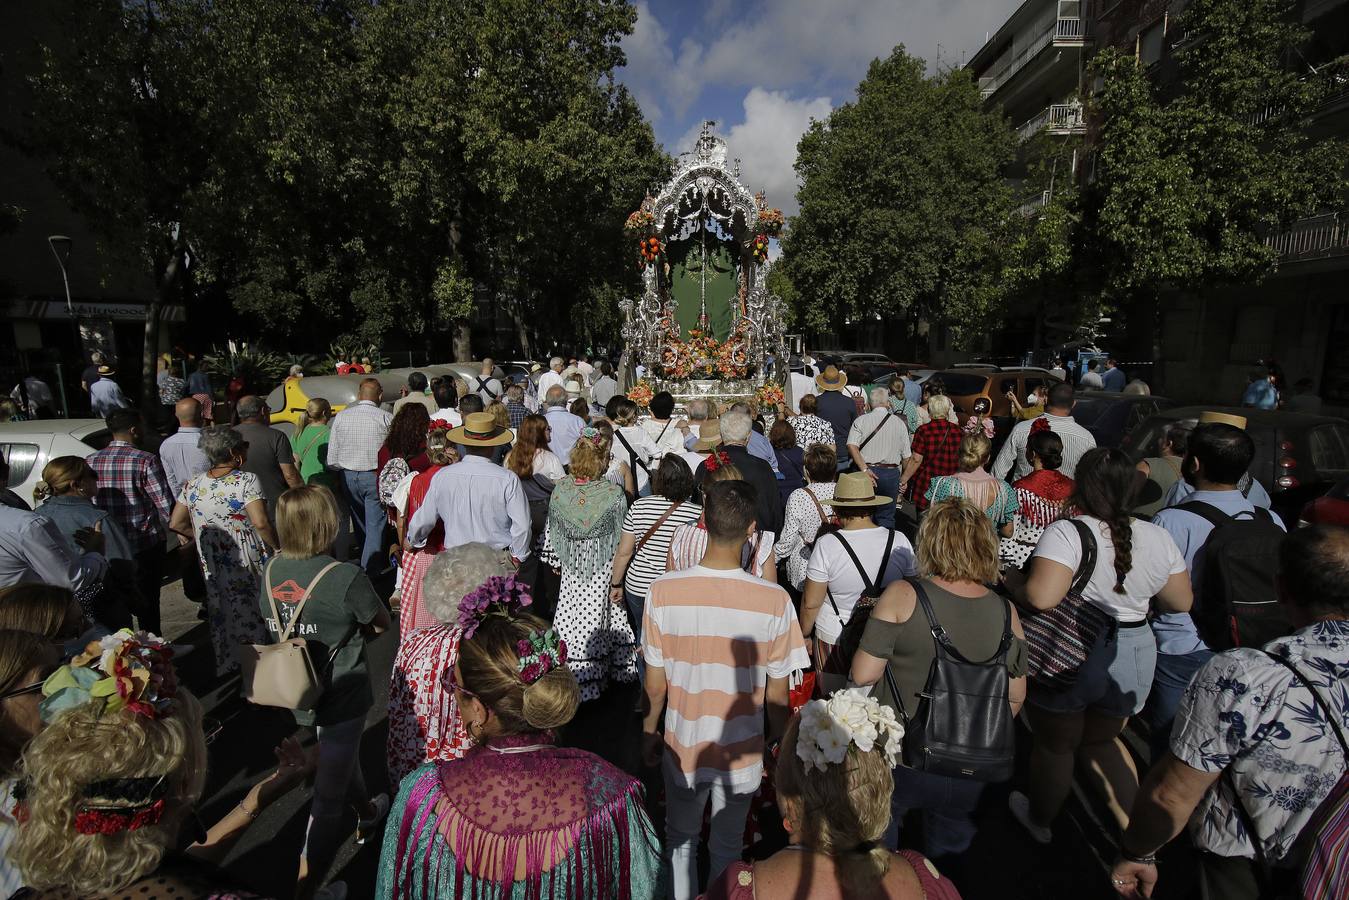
[787,355,814,415]
[1049,358,1067,382]
[1079,359,1105,390]
[846,387,912,530]
[406,411,531,561]
[992,382,1097,481]
[543,386,586,467]
[536,357,566,400]
[472,359,504,406]
[428,377,462,427]
[575,354,595,385]
[327,378,393,567]
[158,397,210,499]
[90,365,131,418]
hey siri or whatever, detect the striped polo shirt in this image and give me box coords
[643,566,810,789]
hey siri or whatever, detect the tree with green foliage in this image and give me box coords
[22,0,666,405]
[1089,0,1346,305]
[781,49,1015,353]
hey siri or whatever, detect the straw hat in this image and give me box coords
[97,364,117,377]
[447,411,513,447]
[564,380,583,397]
[693,419,723,452]
[823,471,891,508]
[815,365,847,392]
[1199,411,1248,430]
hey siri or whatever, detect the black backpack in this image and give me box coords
[1176,501,1290,650]
[887,579,1016,783]
[823,529,897,676]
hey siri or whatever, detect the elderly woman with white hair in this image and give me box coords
[169,425,277,676]
[386,543,517,786]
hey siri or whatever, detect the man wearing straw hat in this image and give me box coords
[405,411,531,565]
[813,363,858,472]
[1161,411,1271,510]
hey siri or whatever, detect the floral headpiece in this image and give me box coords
[40,629,178,723]
[13,774,171,836]
[1030,416,1052,435]
[428,420,453,437]
[457,575,533,639]
[579,426,605,448]
[703,449,732,472]
[796,689,904,773]
[515,628,568,685]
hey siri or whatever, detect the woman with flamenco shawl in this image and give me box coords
[540,428,638,702]
[376,589,661,899]
[999,425,1075,571]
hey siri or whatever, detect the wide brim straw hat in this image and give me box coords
[693,419,723,452]
[1199,411,1248,429]
[823,471,891,508]
[97,365,117,377]
[447,411,514,447]
[815,365,847,392]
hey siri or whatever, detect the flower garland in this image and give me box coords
[457,575,534,639]
[624,209,656,236]
[755,382,785,409]
[40,629,178,723]
[626,379,654,407]
[515,628,568,685]
[659,325,753,380]
[796,688,904,773]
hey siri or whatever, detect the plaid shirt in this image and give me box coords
[907,420,963,511]
[505,400,529,430]
[88,441,174,552]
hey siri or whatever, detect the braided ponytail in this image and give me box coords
[1068,448,1139,593]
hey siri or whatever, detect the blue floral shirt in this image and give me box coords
[1172,620,1349,861]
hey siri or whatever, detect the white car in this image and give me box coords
[0,419,112,509]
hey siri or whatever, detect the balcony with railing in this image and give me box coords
[1015,190,1053,218]
[977,15,1090,99]
[1249,58,1349,126]
[1266,212,1349,262]
[1016,103,1086,142]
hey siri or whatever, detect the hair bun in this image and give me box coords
[521,665,580,731]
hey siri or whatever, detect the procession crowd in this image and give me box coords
[0,354,1344,900]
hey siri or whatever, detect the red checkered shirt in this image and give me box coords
[88,440,174,553]
[907,420,963,511]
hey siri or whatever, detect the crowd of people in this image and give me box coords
[0,352,1344,900]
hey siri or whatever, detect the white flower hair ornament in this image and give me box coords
[795,688,904,773]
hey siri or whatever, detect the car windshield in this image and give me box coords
[933,373,988,395]
[1069,397,1113,426]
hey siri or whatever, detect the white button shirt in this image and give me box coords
[992,412,1097,480]
[545,407,586,466]
[159,426,210,499]
[405,455,532,560]
[327,400,392,472]
[847,408,912,466]
[537,369,566,401]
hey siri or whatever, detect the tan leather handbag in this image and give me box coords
[236,559,343,710]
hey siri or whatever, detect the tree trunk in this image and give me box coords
[453,320,472,361]
[142,241,185,412]
[508,297,533,360]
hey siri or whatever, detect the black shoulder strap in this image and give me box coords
[1175,500,1230,529]
[1066,519,1098,595]
[910,578,1013,665]
[614,430,650,475]
[856,412,893,452]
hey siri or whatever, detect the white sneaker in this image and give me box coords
[356,793,390,845]
[1008,790,1052,845]
[315,881,347,900]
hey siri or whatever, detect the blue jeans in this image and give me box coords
[343,469,383,569]
[885,765,985,863]
[871,466,901,531]
[1146,647,1214,762]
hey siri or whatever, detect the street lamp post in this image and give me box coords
[47,235,75,417]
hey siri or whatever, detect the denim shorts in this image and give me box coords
[1029,619,1157,717]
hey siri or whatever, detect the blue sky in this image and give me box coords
[617,0,1024,215]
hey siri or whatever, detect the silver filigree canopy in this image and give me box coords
[652,121,760,239]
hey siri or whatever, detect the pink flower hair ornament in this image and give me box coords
[515,628,568,685]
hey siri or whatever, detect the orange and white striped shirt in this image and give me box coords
[643,566,810,789]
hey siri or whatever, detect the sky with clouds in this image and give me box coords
[617,0,1025,215]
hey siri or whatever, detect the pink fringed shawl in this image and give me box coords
[388,734,647,900]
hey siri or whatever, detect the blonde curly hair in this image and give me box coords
[13,690,208,896]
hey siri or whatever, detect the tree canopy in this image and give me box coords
[781,49,1015,349]
[21,0,668,389]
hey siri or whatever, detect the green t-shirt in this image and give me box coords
[292,424,336,489]
[259,555,383,727]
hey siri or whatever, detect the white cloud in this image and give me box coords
[666,88,829,217]
[618,2,704,123]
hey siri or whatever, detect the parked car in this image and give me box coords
[856,361,931,386]
[926,368,1065,427]
[1124,406,1349,527]
[1298,476,1349,527]
[0,419,112,508]
[1070,391,1176,448]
